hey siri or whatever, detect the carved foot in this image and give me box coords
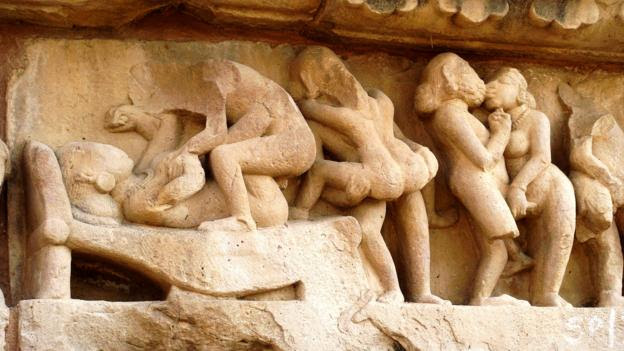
[501,253,534,278]
[288,206,310,220]
[598,291,624,307]
[198,216,256,232]
[470,294,530,306]
[411,293,451,305]
[532,293,572,308]
[429,207,459,229]
[377,289,404,304]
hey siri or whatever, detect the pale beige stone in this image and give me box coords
[101,59,316,232]
[1,0,624,347]
[17,297,624,350]
[437,0,509,26]
[415,53,532,306]
[415,54,575,307]
[4,38,613,307]
[560,83,624,307]
[23,137,355,300]
[289,46,447,305]
[8,40,624,351]
[484,67,575,307]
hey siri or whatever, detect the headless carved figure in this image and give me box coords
[560,83,624,307]
[485,68,574,307]
[289,47,448,305]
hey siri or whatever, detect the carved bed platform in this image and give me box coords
[22,140,367,303]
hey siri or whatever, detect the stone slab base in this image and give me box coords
[15,296,624,350]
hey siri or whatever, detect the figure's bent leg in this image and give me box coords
[211,130,315,229]
[571,171,613,234]
[502,238,534,278]
[210,143,256,231]
[394,191,449,304]
[350,199,403,303]
[246,175,289,228]
[450,174,519,240]
[422,180,458,229]
[588,223,624,307]
[294,160,370,218]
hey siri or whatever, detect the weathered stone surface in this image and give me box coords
[359,303,624,350]
[1,1,624,63]
[5,36,624,350]
[18,297,624,350]
[8,38,624,307]
[0,0,320,28]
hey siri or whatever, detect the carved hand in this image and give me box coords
[507,186,537,220]
[488,108,512,135]
[607,177,624,205]
[106,105,146,131]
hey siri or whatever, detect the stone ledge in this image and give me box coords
[15,297,624,350]
[1,1,624,64]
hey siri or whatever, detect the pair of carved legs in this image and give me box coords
[573,171,624,307]
[353,191,448,304]
[464,168,574,306]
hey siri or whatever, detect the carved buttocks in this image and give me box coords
[5,38,624,350]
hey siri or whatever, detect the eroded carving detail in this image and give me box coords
[529,0,601,29]
[346,0,419,14]
[560,83,624,307]
[437,0,509,26]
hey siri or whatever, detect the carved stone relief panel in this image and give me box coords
[5,38,624,349]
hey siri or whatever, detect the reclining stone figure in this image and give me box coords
[58,140,288,230]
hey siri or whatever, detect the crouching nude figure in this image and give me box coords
[484,68,574,307]
[103,59,316,231]
[416,53,531,306]
[560,83,624,307]
[289,46,448,304]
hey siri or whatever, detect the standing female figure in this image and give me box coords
[484,68,575,307]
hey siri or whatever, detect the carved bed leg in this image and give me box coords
[27,246,71,299]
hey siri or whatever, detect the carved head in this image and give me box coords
[415,53,486,115]
[105,105,143,133]
[290,46,369,109]
[485,67,536,111]
[57,142,134,197]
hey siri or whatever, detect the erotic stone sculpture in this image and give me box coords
[415,53,532,306]
[484,68,575,307]
[560,82,624,307]
[289,46,448,304]
[103,60,316,231]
